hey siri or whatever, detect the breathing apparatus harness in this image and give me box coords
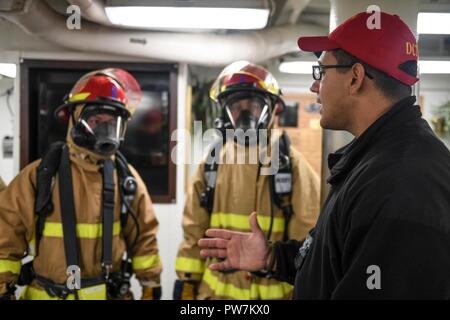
[18,142,140,299]
[200,93,294,244]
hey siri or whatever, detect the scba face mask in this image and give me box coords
[72,105,126,156]
[222,92,272,145]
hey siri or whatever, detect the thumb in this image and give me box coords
[249,212,263,235]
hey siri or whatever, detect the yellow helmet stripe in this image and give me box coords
[68,92,91,102]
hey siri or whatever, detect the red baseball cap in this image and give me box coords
[297,11,419,86]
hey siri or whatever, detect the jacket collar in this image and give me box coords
[327,96,421,185]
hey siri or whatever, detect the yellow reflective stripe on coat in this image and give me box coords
[203,268,293,300]
[20,286,74,300]
[250,280,293,300]
[42,221,121,238]
[203,268,249,299]
[0,259,21,274]
[132,254,161,270]
[210,212,285,233]
[175,256,205,274]
[20,285,107,300]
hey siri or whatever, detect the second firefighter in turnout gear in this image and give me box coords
[0,68,162,300]
[174,61,321,300]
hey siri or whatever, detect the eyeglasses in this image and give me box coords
[312,64,374,81]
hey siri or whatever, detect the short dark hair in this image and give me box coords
[331,49,412,100]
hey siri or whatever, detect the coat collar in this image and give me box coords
[327,96,420,185]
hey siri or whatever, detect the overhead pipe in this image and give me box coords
[67,0,112,26]
[1,0,326,66]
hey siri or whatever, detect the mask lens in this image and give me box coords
[77,105,125,155]
[224,92,269,130]
[229,98,264,118]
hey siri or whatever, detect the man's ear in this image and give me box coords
[349,63,365,95]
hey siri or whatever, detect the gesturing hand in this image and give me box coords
[198,212,270,272]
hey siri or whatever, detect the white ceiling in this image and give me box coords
[1,0,449,64]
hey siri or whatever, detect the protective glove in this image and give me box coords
[141,286,162,300]
[173,279,198,300]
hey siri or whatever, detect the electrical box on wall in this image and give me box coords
[2,136,12,158]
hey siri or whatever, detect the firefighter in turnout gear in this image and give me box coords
[174,61,320,300]
[0,68,162,300]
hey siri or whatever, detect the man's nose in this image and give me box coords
[310,80,320,93]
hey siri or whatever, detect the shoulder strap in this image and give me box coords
[101,159,115,278]
[35,141,65,255]
[270,132,294,241]
[35,142,65,214]
[115,150,137,229]
[280,131,291,159]
[271,132,292,203]
[58,145,81,273]
[200,138,224,214]
[115,150,132,177]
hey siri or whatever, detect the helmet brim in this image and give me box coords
[54,99,131,123]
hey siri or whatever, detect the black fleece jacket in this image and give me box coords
[273,96,450,299]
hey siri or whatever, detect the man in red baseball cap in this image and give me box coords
[298,11,419,135]
[198,11,450,299]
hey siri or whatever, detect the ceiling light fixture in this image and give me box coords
[105,0,270,30]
